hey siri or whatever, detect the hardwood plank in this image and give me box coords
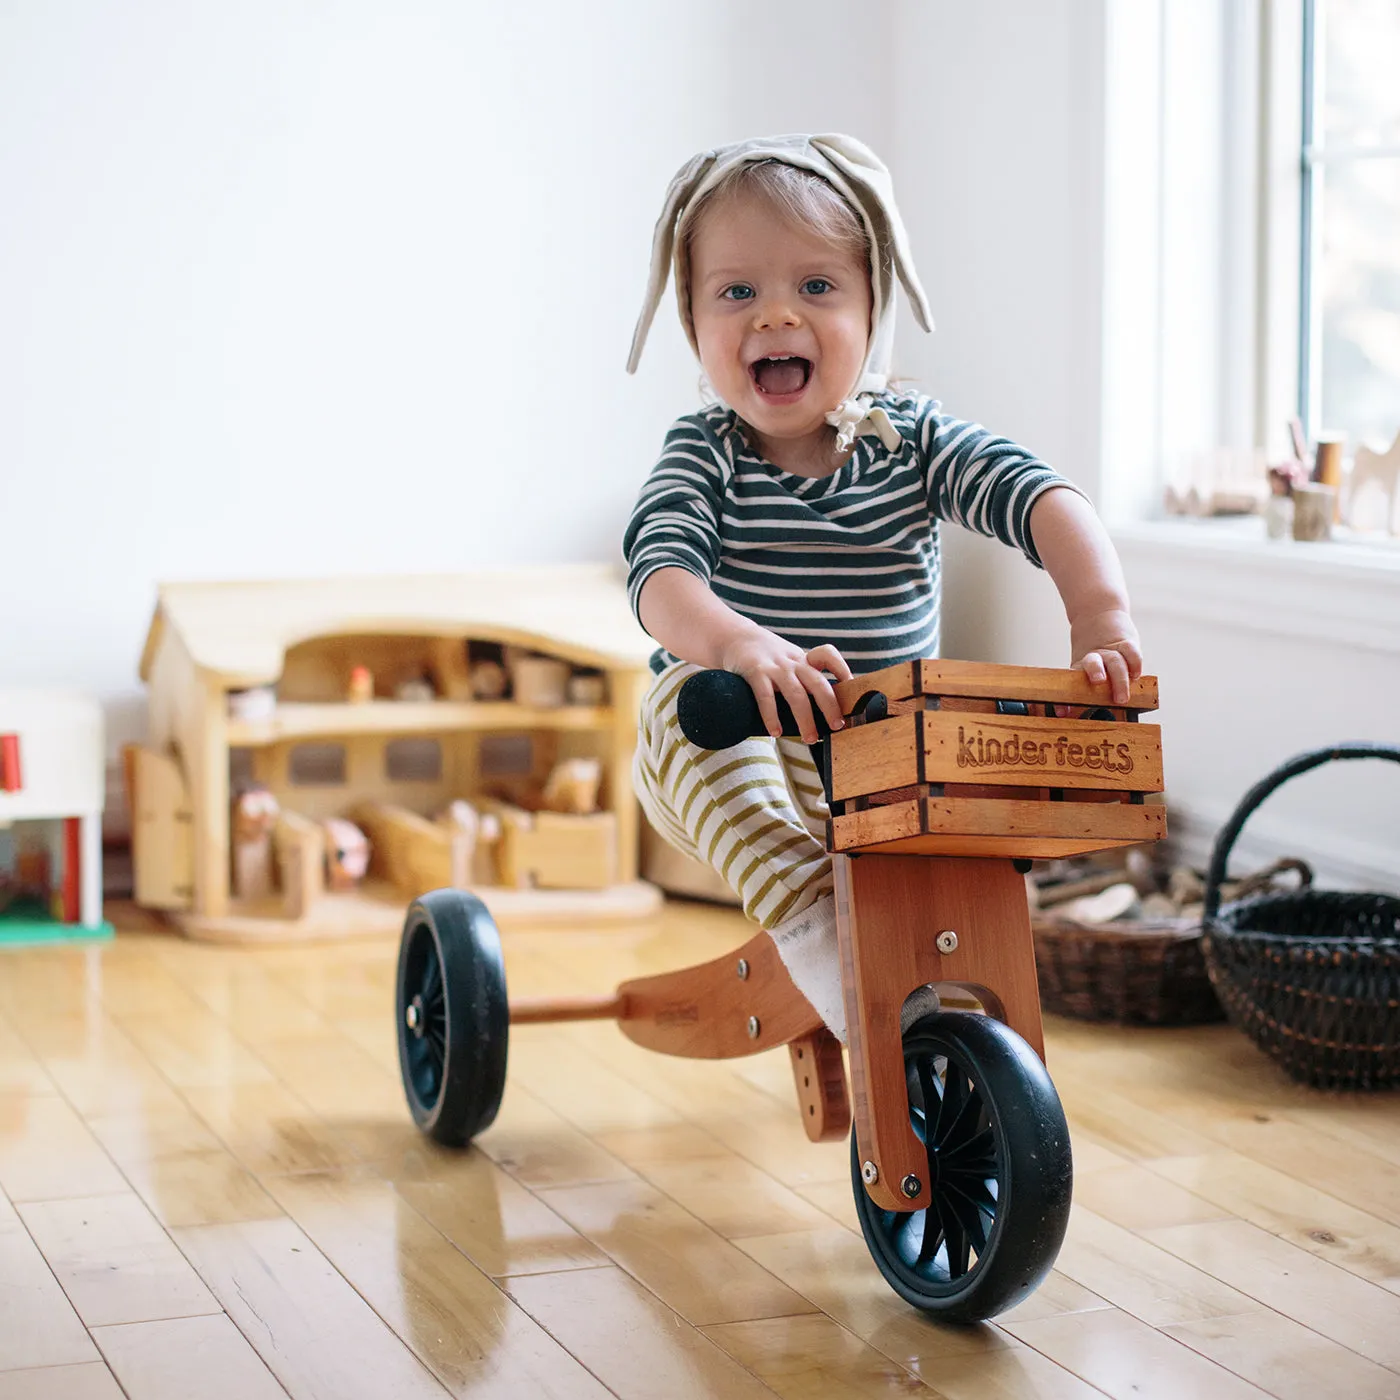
[1280,1099,1400,1169]
[93,1314,289,1400]
[994,1271,1114,1326]
[1051,1206,1260,1327]
[703,1313,927,1397]
[154,960,329,1042]
[17,1193,220,1327]
[85,1102,225,1165]
[1145,1218,1400,1371]
[1057,1081,1220,1162]
[503,1030,685,1135]
[1066,1131,1133,1174]
[562,1026,854,1190]
[0,1094,127,1202]
[112,1012,276,1090]
[505,1265,781,1400]
[471,1084,638,1190]
[0,1364,125,1400]
[375,1142,606,1278]
[591,1124,833,1240]
[539,1177,817,1327]
[246,1032,406,1121]
[1166,1310,1400,1400]
[1198,1114,1400,1229]
[0,1020,56,1096]
[909,1346,1106,1398]
[736,1227,1021,1368]
[1072,1164,1231,1232]
[23,1021,186,1119]
[258,1169,614,1398]
[0,1219,100,1370]
[88,951,210,1021]
[181,1081,360,1176]
[1003,1308,1270,1399]
[102,1147,283,1228]
[1150,1150,1400,1292]
[792,1179,862,1233]
[173,1216,452,1400]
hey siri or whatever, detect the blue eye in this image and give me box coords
[802,278,831,295]
[721,284,754,301]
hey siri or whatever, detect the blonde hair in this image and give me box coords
[677,159,871,316]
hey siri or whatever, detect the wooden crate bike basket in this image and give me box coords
[826,658,1165,861]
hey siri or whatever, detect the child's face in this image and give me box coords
[688,190,872,457]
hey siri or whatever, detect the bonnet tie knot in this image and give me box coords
[826,396,903,454]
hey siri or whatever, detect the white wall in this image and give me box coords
[0,0,890,766]
[888,0,1109,671]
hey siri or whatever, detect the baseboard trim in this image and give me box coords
[1167,800,1399,896]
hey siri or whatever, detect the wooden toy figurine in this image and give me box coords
[322,817,369,890]
[391,657,1165,1321]
[230,785,280,902]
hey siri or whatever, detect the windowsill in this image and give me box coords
[1111,515,1400,572]
[1108,516,1400,654]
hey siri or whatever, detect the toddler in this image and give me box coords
[623,133,1142,1042]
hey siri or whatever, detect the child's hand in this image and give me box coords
[720,630,852,742]
[1069,608,1143,706]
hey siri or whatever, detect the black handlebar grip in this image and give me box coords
[676,669,834,750]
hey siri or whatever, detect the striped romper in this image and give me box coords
[623,389,1074,930]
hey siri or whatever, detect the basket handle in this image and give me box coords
[1203,743,1400,921]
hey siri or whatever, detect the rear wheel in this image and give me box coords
[395,889,508,1145]
[852,1011,1072,1322]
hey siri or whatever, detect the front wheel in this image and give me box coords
[852,1011,1072,1322]
[395,889,509,1145]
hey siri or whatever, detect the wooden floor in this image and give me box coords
[0,900,1397,1400]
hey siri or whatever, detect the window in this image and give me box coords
[1300,0,1400,451]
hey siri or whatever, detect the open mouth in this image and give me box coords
[749,356,812,398]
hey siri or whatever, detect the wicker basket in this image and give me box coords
[1033,915,1225,1025]
[1201,743,1400,1091]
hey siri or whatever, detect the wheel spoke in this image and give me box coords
[934,1063,967,1145]
[936,1193,971,1278]
[941,1126,993,1166]
[421,952,441,1006]
[939,1081,983,1153]
[914,1206,943,1266]
[943,1183,990,1255]
[945,1173,997,1215]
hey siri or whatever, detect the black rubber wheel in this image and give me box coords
[851,1011,1072,1322]
[395,889,509,1145]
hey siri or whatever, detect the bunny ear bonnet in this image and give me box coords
[625,133,934,450]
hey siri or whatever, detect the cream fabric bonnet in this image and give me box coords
[625,132,933,450]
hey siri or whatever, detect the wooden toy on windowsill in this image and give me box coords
[1346,430,1400,536]
[392,656,1165,1323]
[1163,447,1266,517]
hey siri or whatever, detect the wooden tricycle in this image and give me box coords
[392,658,1165,1321]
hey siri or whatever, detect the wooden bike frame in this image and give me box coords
[507,659,1165,1215]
